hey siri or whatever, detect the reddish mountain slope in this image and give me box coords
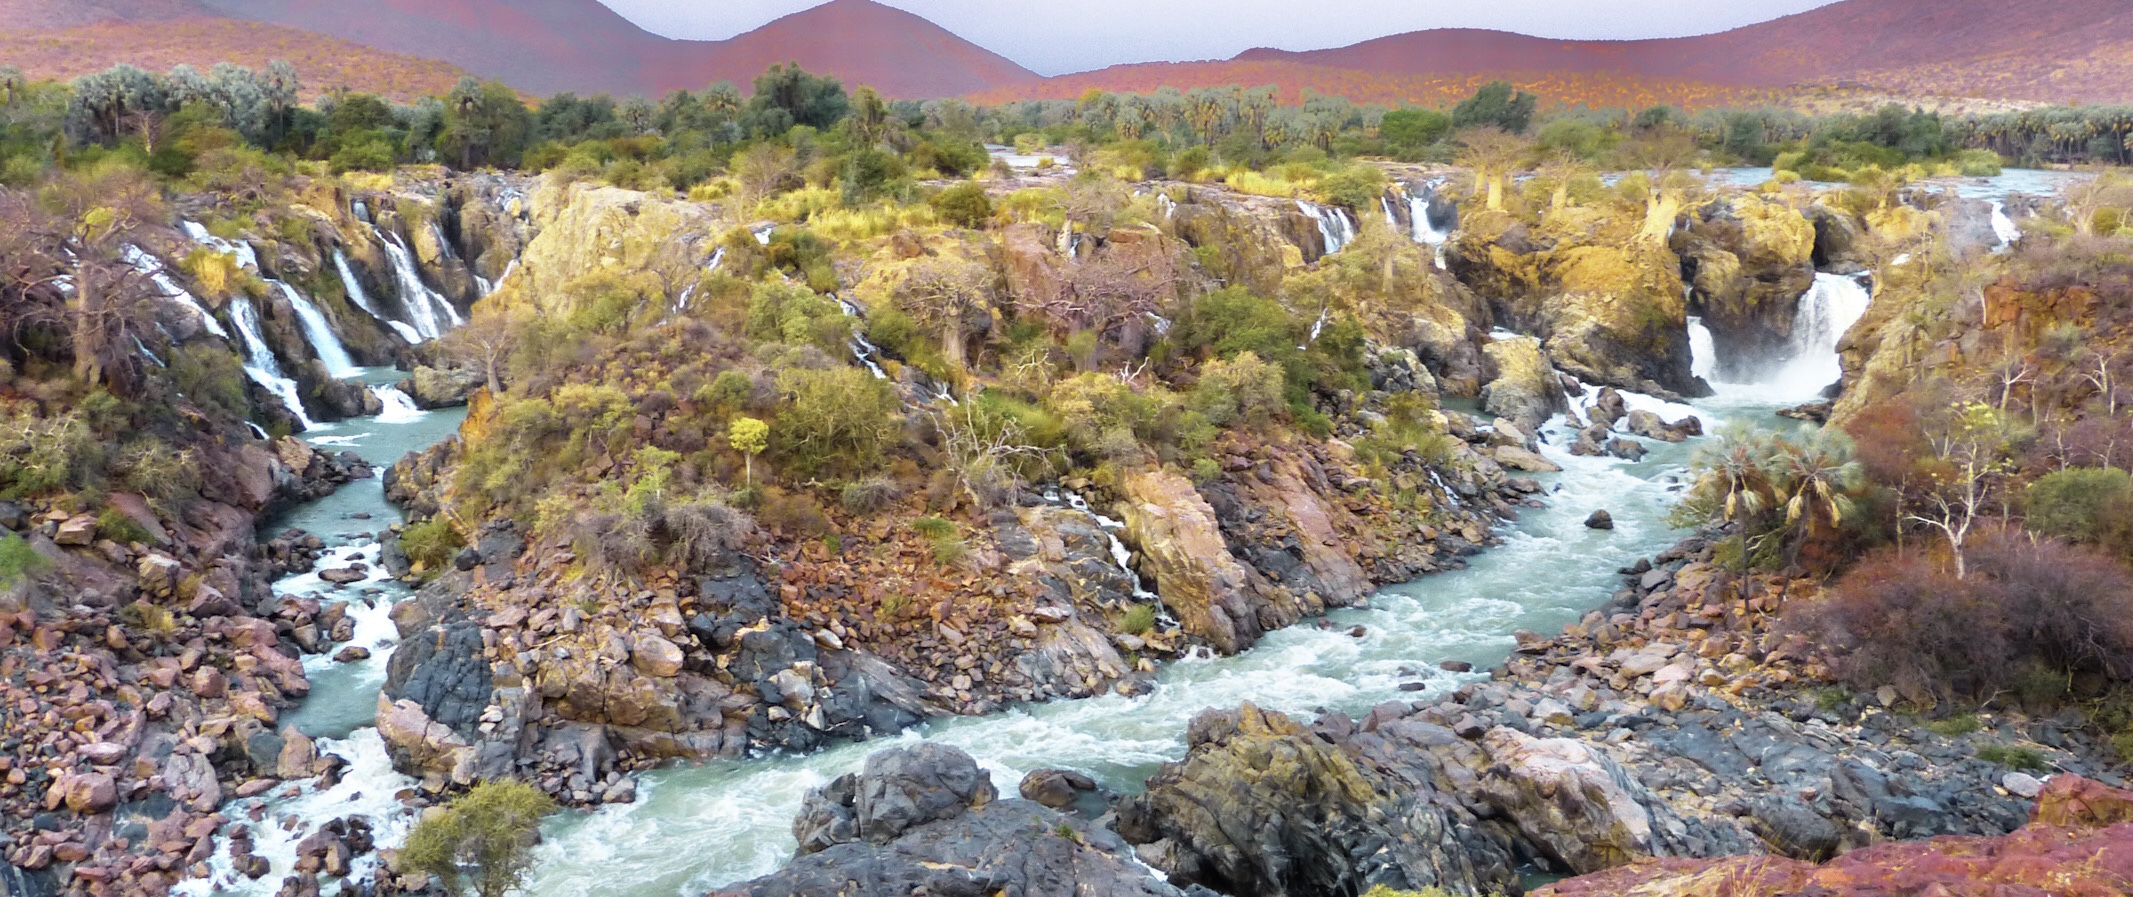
[1220,0,2133,105]
[0,0,211,32]
[0,18,477,102]
[188,0,1034,98]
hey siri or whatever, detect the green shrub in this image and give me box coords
[929,181,993,228]
[1924,714,1982,737]
[1120,604,1157,636]
[400,780,558,897]
[912,517,955,539]
[0,532,48,588]
[400,518,465,572]
[95,509,151,545]
[1975,743,2051,772]
[2026,467,2133,553]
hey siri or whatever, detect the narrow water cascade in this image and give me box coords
[1043,489,1171,615]
[226,295,317,429]
[281,282,361,378]
[1990,200,2023,247]
[1403,183,1454,268]
[1688,315,1717,382]
[374,228,465,342]
[122,245,229,338]
[1297,200,1357,255]
[335,249,424,344]
[835,298,890,380]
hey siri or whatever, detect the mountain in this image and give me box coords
[186,0,1036,98]
[0,17,479,102]
[0,0,211,32]
[994,0,2133,107]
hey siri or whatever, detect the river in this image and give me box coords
[179,355,1830,897]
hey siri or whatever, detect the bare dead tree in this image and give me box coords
[927,402,1056,509]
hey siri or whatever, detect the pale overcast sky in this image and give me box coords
[594,0,1842,75]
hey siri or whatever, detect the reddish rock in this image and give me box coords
[61,772,117,813]
[1536,776,2133,897]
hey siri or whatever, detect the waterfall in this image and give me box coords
[278,282,359,378]
[1990,201,2022,247]
[228,296,315,429]
[1157,193,1177,220]
[183,220,366,380]
[1045,489,1172,621]
[376,230,463,342]
[369,386,426,424]
[335,250,423,344]
[835,298,889,380]
[1381,196,1399,227]
[705,247,726,274]
[122,245,229,339]
[1297,201,1355,256]
[1767,273,1872,398]
[1405,184,1454,269]
[1688,316,1717,382]
[753,224,776,245]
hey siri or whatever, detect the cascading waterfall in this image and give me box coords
[122,245,229,338]
[1045,489,1172,620]
[1406,184,1453,269]
[1688,316,1717,382]
[1297,200,1356,256]
[375,230,464,342]
[227,295,315,429]
[335,250,423,344]
[835,298,890,380]
[1702,272,1871,403]
[280,282,360,378]
[1990,200,2022,247]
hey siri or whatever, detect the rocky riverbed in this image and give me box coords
[707,534,2130,897]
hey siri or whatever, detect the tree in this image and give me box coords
[1455,126,1531,212]
[728,417,768,486]
[0,67,23,107]
[746,64,848,133]
[1451,81,1537,134]
[928,401,1052,509]
[1908,402,2019,580]
[400,780,557,897]
[439,78,530,170]
[443,308,524,396]
[1380,108,1450,154]
[892,253,990,370]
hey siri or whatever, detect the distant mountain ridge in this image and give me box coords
[4,0,2129,107]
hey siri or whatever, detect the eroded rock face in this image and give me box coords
[1119,469,1281,655]
[1476,728,1742,874]
[398,366,486,409]
[1678,194,1818,378]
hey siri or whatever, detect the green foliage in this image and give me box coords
[400,780,558,897]
[1451,81,1537,134]
[1379,109,1450,154]
[0,408,97,499]
[1191,351,1285,429]
[169,344,253,420]
[2026,467,2133,553]
[95,508,151,545]
[774,367,899,475]
[1120,604,1157,636]
[1313,164,1386,210]
[400,518,465,573]
[747,282,853,354]
[1974,743,2051,772]
[747,64,849,134]
[929,181,994,228]
[1924,714,1982,737]
[1674,425,1867,571]
[0,532,48,589]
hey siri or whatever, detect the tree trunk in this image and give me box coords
[69,260,106,387]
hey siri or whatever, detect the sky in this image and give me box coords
[594,0,1843,76]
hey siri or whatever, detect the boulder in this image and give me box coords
[1480,337,1566,435]
[1585,510,1614,530]
[1476,727,1734,874]
[793,743,999,853]
[60,773,117,813]
[1019,769,1096,809]
[631,635,685,678]
[1120,469,1274,655]
[1495,445,1563,474]
[398,366,487,409]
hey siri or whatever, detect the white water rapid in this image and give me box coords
[281,282,360,378]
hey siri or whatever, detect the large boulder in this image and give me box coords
[398,366,486,409]
[1476,727,1748,875]
[792,742,999,853]
[1479,336,1566,435]
[1678,194,1818,379]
